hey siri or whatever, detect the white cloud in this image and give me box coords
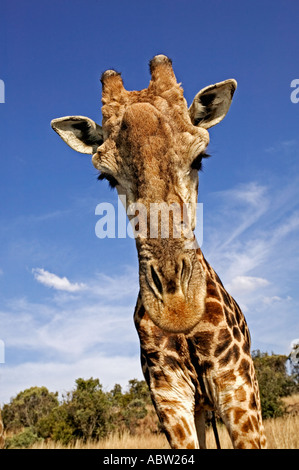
[206,182,269,253]
[226,275,269,296]
[205,180,299,287]
[202,177,299,355]
[0,268,140,403]
[85,271,138,300]
[2,268,139,359]
[32,268,86,292]
[226,182,268,207]
[265,139,297,153]
[0,354,143,405]
[262,295,292,305]
[271,211,299,243]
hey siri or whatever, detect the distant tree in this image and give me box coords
[36,402,75,445]
[66,377,111,440]
[29,378,154,444]
[110,383,123,401]
[2,386,58,431]
[126,379,152,404]
[107,379,152,434]
[36,377,112,444]
[252,350,298,418]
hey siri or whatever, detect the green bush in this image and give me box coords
[36,403,75,445]
[252,350,299,418]
[35,378,113,444]
[3,359,299,448]
[66,377,112,441]
[2,386,58,432]
[107,379,151,433]
[5,427,42,449]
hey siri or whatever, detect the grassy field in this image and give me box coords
[30,415,299,449]
[30,395,299,449]
[3,394,297,449]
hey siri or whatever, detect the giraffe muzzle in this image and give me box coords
[140,252,206,333]
[147,255,192,301]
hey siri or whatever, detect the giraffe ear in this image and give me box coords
[51,116,103,154]
[189,79,237,129]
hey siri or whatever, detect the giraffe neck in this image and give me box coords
[134,247,267,448]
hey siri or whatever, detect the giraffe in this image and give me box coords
[51,55,267,449]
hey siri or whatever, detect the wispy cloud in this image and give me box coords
[0,267,140,403]
[262,295,292,306]
[205,179,299,281]
[226,275,269,296]
[0,354,143,405]
[205,182,269,253]
[265,139,297,153]
[32,268,86,292]
[203,178,299,353]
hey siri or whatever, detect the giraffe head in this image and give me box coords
[51,55,236,333]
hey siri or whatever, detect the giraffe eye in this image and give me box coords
[191,155,203,171]
[191,152,210,171]
[98,172,118,189]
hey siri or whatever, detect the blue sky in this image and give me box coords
[0,0,299,404]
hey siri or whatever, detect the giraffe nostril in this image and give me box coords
[180,256,192,295]
[150,265,163,295]
[181,258,186,280]
[145,264,164,302]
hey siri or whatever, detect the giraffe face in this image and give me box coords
[93,61,209,234]
[51,55,236,333]
[93,59,210,333]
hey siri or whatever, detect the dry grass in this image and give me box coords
[31,431,170,450]
[282,393,299,412]
[264,414,299,449]
[14,394,299,449]
[30,413,299,449]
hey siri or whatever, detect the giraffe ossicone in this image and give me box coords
[51,55,267,449]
